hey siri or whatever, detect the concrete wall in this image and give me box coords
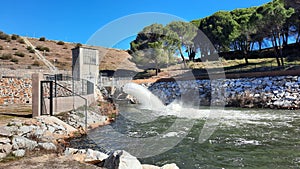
[51,94,96,115]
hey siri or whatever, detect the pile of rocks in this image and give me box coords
[63,109,107,129]
[0,116,77,160]
[65,148,179,169]
[148,76,300,109]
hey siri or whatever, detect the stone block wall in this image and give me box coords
[0,78,32,104]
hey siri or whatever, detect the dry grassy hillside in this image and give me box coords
[0,32,138,72]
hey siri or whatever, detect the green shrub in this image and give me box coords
[32,60,40,66]
[57,41,64,45]
[0,45,3,50]
[39,37,46,41]
[17,38,25,44]
[26,46,35,53]
[14,52,25,57]
[12,48,17,50]
[29,49,35,53]
[11,34,19,40]
[0,32,10,40]
[26,46,32,50]
[10,58,19,63]
[35,45,50,52]
[0,53,12,60]
[27,65,31,69]
[75,43,82,48]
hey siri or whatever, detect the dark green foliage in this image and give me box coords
[10,58,19,63]
[57,41,65,45]
[29,49,35,53]
[36,45,50,52]
[0,53,12,60]
[26,46,33,50]
[14,52,25,57]
[17,38,25,44]
[26,46,35,53]
[11,34,19,40]
[0,32,10,41]
[75,43,82,47]
[39,37,46,41]
[130,23,179,74]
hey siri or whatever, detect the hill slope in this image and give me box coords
[0,33,138,73]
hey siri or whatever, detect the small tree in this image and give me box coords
[39,37,46,41]
[57,41,65,45]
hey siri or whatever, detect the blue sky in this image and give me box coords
[0,0,271,49]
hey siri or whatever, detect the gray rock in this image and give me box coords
[0,126,12,137]
[161,163,180,169]
[18,125,35,135]
[33,128,45,138]
[1,143,12,154]
[86,149,108,161]
[38,142,57,150]
[103,150,142,169]
[12,136,38,150]
[12,149,26,157]
[47,126,56,133]
[0,152,7,159]
[64,148,78,156]
[0,137,11,144]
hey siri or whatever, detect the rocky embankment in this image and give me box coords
[148,76,300,109]
[0,108,180,169]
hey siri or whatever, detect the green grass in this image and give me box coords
[187,58,300,71]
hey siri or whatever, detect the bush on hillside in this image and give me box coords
[14,52,25,57]
[0,53,12,60]
[39,37,46,41]
[0,32,10,41]
[75,43,82,48]
[17,38,25,44]
[11,34,19,40]
[10,58,19,63]
[57,41,65,45]
[0,45,3,50]
[32,60,40,66]
[36,45,50,52]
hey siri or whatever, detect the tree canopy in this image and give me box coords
[130,0,298,67]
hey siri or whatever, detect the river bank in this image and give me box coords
[0,101,180,169]
[146,75,300,109]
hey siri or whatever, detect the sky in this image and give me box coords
[0,0,271,49]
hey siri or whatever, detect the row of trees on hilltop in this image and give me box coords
[129,0,299,70]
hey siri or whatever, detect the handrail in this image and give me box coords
[22,37,57,72]
[54,81,88,131]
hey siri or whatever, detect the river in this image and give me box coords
[70,104,300,169]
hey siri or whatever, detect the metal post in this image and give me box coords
[85,99,88,132]
[49,81,53,116]
[40,81,43,115]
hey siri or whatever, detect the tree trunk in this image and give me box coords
[272,34,281,67]
[278,33,284,67]
[179,47,187,67]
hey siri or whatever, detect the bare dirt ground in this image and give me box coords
[0,154,104,169]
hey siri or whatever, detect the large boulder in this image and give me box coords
[12,149,26,157]
[0,127,12,137]
[103,150,142,169]
[12,136,38,150]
